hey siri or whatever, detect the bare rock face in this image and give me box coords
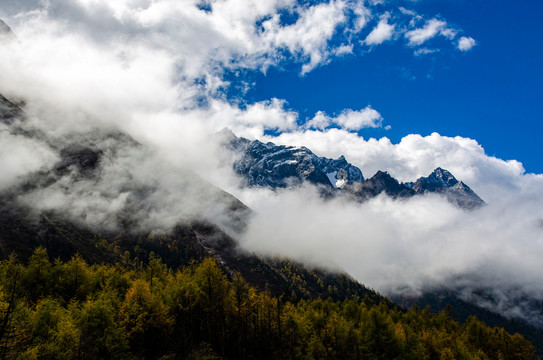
[220,129,364,189]
[221,129,484,209]
[346,170,415,201]
[407,167,485,208]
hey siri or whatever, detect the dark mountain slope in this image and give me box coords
[0,196,383,304]
[346,170,415,201]
[0,98,381,303]
[0,93,24,124]
[397,289,543,357]
[3,96,537,354]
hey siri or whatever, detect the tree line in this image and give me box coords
[0,248,536,359]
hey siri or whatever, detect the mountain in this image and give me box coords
[406,167,485,208]
[223,130,484,208]
[0,19,16,42]
[3,93,538,353]
[1,96,541,356]
[346,170,415,201]
[219,128,363,189]
[396,288,543,357]
[0,94,378,304]
[0,93,24,124]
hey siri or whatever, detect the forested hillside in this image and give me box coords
[0,249,536,360]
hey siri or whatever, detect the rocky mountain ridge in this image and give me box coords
[221,129,485,208]
[407,167,485,208]
[220,128,364,189]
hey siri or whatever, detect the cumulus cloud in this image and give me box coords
[351,1,371,32]
[201,98,299,139]
[334,107,383,130]
[305,107,383,131]
[405,18,456,46]
[458,36,477,51]
[1,0,368,80]
[262,0,350,74]
[264,129,529,202]
[364,13,395,45]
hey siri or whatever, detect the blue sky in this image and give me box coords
[226,0,543,173]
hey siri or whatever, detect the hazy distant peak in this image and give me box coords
[0,19,11,33]
[0,19,17,42]
[0,93,24,124]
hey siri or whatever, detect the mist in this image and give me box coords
[1,0,543,327]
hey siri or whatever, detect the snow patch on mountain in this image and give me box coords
[219,129,484,209]
[219,129,364,189]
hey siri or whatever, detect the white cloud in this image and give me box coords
[0,0,477,77]
[305,107,383,131]
[262,130,527,203]
[351,2,371,32]
[236,180,543,303]
[334,107,383,130]
[398,7,418,17]
[305,110,331,130]
[232,130,543,321]
[364,13,395,45]
[334,43,353,56]
[458,36,477,51]
[414,47,438,56]
[0,129,59,190]
[204,98,298,139]
[262,0,349,74]
[405,18,453,46]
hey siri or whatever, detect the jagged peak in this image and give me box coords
[372,170,392,178]
[225,129,364,189]
[365,171,402,187]
[222,130,482,208]
[430,167,456,180]
[415,167,459,188]
[410,167,485,208]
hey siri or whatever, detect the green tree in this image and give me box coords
[120,278,172,358]
[78,296,127,359]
